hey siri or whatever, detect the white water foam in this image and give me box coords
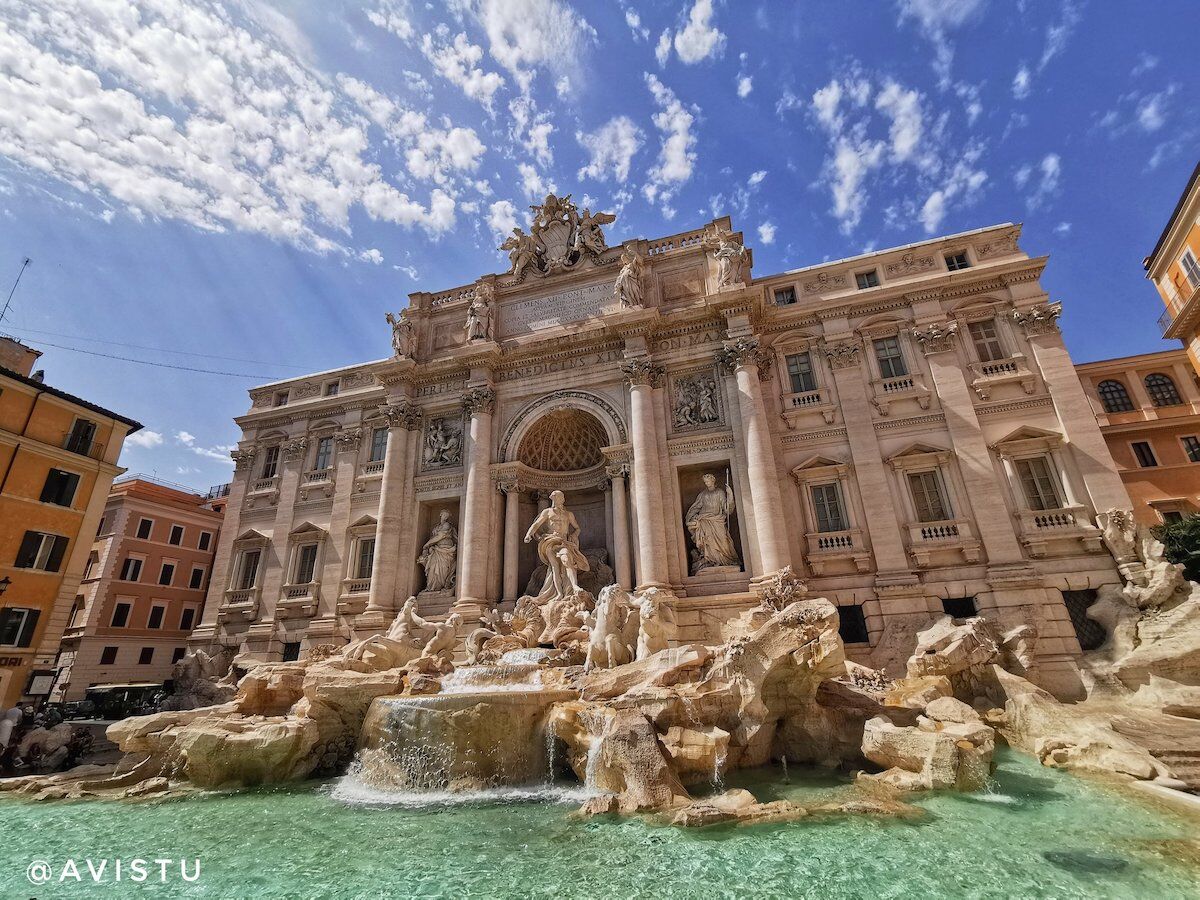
[327,778,598,808]
[971,791,1019,805]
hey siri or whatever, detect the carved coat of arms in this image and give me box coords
[499,192,616,283]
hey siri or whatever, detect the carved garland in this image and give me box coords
[281,437,309,462]
[1011,302,1062,336]
[911,321,959,355]
[823,341,862,370]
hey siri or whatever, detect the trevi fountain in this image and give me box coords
[4,202,1200,898]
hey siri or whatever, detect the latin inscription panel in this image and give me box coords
[499,280,616,336]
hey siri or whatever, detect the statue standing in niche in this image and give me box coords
[385,309,414,359]
[417,509,458,593]
[464,282,494,342]
[523,489,590,603]
[685,472,739,573]
[613,247,644,308]
[423,418,462,469]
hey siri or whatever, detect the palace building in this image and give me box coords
[191,198,1132,698]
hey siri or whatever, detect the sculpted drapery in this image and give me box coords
[685,473,739,573]
[418,510,458,592]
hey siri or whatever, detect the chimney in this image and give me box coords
[0,336,42,377]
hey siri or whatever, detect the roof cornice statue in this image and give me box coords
[499,192,617,284]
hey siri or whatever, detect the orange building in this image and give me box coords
[49,476,223,702]
[0,337,140,708]
[1077,348,1200,524]
[1149,161,1200,372]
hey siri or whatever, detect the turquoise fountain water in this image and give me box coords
[1,749,1196,898]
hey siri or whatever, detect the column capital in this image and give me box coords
[334,427,362,452]
[461,385,497,415]
[231,445,258,471]
[281,436,309,462]
[715,337,771,380]
[494,472,522,493]
[911,321,959,355]
[621,357,664,388]
[381,399,423,429]
[1011,301,1062,336]
[823,340,862,370]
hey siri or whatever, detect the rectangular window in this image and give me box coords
[180,608,196,631]
[281,641,302,662]
[238,550,262,590]
[313,436,333,471]
[294,544,319,584]
[67,599,84,629]
[138,647,154,665]
[189,566,205,590]
[261,446,280,479]
[119,557,143,582]
[147,605,165,629]
[172,647,187,663]
[369,427,388,463]
[111,602,131,628]
[65,418,97,455]
[810,483,847,533]
[1162,510,1185,525]
[873,336,908,379]
[99,646,118,665]
[325,381,339,397]
[198,531,213,552]
[1182,249,1200,290]
[97,516,107,536]
[1016,457,1062,511]
[0,608,40,648]
[83,551,99,580]
[136,518,153,540]
[14,531,68,572]
[945,251,971,271]
[168,524,184,546]
[907,471,952,522]
[837,606,869,644]
[40,468,81,507]
[357,538,376,579]
[274,391,289,407]
[942,597,978,618]
[967,319,1006,362]
[855,270,880,290]
[773,286,796,306]
[158,563,176,586]
[1182,436,1200,463]
[785,353,817,393]
[1131,441,1158,468]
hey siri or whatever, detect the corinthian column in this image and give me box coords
[454,385,496,613]
[622,359,670,589]
[716,338,791,577]
[364,400,421,627]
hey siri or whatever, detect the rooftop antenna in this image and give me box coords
[1,257,31,325]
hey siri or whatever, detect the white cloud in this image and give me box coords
[875,81,925,164]
[1137,89,1171,132]
[1012,65,1031,100]
[1015,153,1061,210]
[624,8,649,41]
[748,170,766,187]
[896,0,987,87]
[919,151,986,232]
[461,0,596,92]
[1054,222,1071,235]
[737,75,753,98]
[508,96,554,166]
[1131,52,1159,77]
[421,32,505,112]
[192,444,236,465]
[577,116,643,183]
[672,0,726,64]
[126,429,164,449]
[643,73,698,212]
[367,0,415,41]
[517,162,556,200]
[360,248,384,264]
[654,29,672,66]
[1039,0,1081,71]
[175,431,196,446]
[757,222,776,244]
[487,199,519,236]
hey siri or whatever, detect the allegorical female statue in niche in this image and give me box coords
[417,509,458,592]
[523,490,590,603]
[685,472,740,574]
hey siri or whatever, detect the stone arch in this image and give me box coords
[499,390,627,463]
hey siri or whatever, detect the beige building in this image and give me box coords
[191,201,1131,699]
[50,476,223,701]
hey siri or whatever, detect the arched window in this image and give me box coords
[1097,379,1135,413]
[1145,373,1182,407]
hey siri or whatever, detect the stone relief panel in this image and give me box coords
[803,271,847,295]
[422,415,464,470]
[671,369,723,432]
[659,264,706,302]
[885,253,935,278]
[433,321,467,351]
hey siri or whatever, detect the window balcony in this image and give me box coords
[869,374,931,415]
[277,582,320,618]
[249,475,279,494]
[219,587,260,622]
[298,469,335,501]
[968,353,1036,400]
[337,577,372,616]
[779,388,837,426]
[62,431,105,460]
[361,461,385,477]
[1159,279,1200,341]
[1016,505,1104,558]
[804,529,872,575]
[904,519,982,567]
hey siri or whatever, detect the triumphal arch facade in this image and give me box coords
[193,194,1131,696]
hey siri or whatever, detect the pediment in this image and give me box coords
[990,425,1061,446]
[234,528,269,544]
[349,515,378,528]
[885,441,950,462]
[289,521,326,537]
[793,453,846,470]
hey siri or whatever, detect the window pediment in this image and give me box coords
[289,521,327,539]
[886,442,952,470]
[233,528,269,545]
[791,454,850,483]
[990,425,1063,455]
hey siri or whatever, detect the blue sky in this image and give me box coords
[1,0,1196,488]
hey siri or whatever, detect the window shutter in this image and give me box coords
[17,609,40,648]
[15,532,41,568]
[47,535,69,572]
